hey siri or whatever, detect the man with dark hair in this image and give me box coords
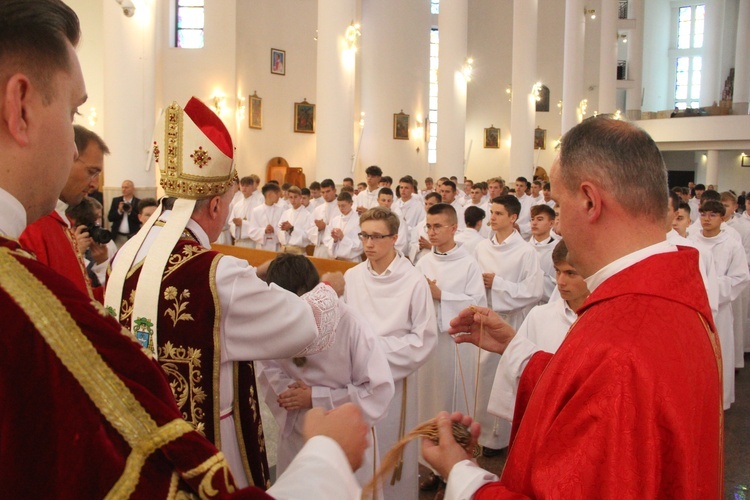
[396,175,425,230]
[309,180,324,209]
[528,204,558,302]
[455,205,487,255]
[689,183,706,222]
[421,176,435,196]
[427,116,724,498]
[312,178,341,258]
[21,124,108,301]
[324,191,362,262]
[248,182,284,250]
[356,165,382,214]
[377,187,411,256]
[413,191,443,262]
[513,176,533,239]
[229,175,263,247]
[379,175,393,188]
[438,179,466,230]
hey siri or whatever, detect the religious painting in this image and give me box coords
[536,85,550,112]
[294,100,315,133]
[534,127,547,150]
[393,111,409,140]
[484,126,500,148]
[248,93,262,129]
[271,48,285,75]
[743,154,750,167]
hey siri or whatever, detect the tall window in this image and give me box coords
[176,0,205,49]
[430,0,440,15]
[671,3,704,109]
[428,28,439,165]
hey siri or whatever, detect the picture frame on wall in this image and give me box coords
[271,48,285,75]
[248,92,262,129]
[393,111,409,140]
[484,126,500,148]
[742,154,750,167]
[294,99,315,133]
[534,127,547,150]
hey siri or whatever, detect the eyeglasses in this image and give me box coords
[424,224,453,232]
[358,232,395,241]
[76,158,102,180]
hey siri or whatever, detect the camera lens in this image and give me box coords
[87,225,113,244]
[122,202,131,212]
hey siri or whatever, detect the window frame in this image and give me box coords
[667,1,705,109]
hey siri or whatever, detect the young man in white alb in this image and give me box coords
[535,181,555,207]
[395,175,425,231]
[529,204,558,303]
[377,187,410,257]
[415,203,486,491]
[455,206,487,257]
[721,191,750,369]
[438,180,466,231]
[276,186,314,254]
[529,180,543,205]
[247,182,284,251]
[421,177,435,197]
[228,176,264,247]
[355,165,382,215]
[343,207,438,499]
[257,253,394,490]
[513,177,534,240]
[324,191,363,262]
[489,239,589,424]
[412,192,442,263]
[308,181,324,210]
[467,184,490,238]
[311,179,341,259]
[474,194,544,455]
[689,200,750,409]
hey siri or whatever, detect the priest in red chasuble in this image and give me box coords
[423,116,723,499]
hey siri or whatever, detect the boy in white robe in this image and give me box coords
[311,179,341,259]
[528,180,543,205]
[513,177,535,240]
[529,204,558,303]
[722,191,750,368]
[415,203,486,491]
[344,207,438,499]
[248,182,284,251]
[489,239,590,422]
[412,192,442,263]
[308,181,325,210]
[377,187,411,258]
[324,191,363,262]
[395,175,425,230]
[355,165,382,214]
[228,176,264,248]
[689,200,750,409]
[467,185,491,238]
[276,186,314,254]
[475,194,544,454]
[438,180,466,231]
[455,206,487,257]
[257,254,394,489]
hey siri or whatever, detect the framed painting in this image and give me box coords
[393,111,409,140]
[294,99,315,133]
[534,127,547,150]
[484,126,500,148]
[271,48,285,75]
[742,154,750,167]
[248,93,262,129]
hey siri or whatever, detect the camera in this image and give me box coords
[122,202,132,213]
[86,225,113,245]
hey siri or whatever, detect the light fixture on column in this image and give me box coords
[462,58,474,82]
[505,84,512,102]
[359,112,365,127]
[584,8,596,19]
[579,99,588,116]
[237,95,246,120]
[618,34,628,43]
[115,0,135,17]
[212,95,226,116]
[557,100,563,115]
[532,81,543,102]
[613,109,622,120]
[87,107,97,127]
[345,22,361,52]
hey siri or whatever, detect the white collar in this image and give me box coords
[0,187,27,238]
[584,240,674,293]
[367,251,401,276]
[55,199,71,228]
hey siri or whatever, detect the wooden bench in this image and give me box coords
[212,244,357,275]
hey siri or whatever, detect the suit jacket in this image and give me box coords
[108,196,141,235]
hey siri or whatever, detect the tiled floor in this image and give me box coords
[420,353,750,499]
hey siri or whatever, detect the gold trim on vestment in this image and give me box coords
[210,255,223,450]
[184,451,227,479]
[232,363,254,486]
[0,248,195,497]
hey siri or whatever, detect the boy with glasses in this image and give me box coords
[344,206,438,499]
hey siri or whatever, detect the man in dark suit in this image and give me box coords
[108,179,140,247]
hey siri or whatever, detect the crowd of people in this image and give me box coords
[0,1,733,498]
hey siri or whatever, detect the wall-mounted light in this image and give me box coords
[579,99,588,116]
[359,112,365,127]
[584,8,596,19]
[505,84,512,102]
[532,81,543,102]
[345,22,361,52]
[212,95,226,116]
[618,34,628,43]
[236,95,246,120]
[462,57,474,82]
[87,107,97,127]
[115,0,135,17]
[557,100,563,115]
[613,109,622,120]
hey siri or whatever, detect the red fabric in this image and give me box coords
[0,237,271,499]
[476,246,723,499]
[19,211,101,301]
[185,97,234,158]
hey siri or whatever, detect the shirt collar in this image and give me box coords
[584,240,675,293]
[367,251,401,276]
[0,187,27,238]
[55,199,71,228]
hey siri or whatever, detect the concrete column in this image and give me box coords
[509,0,538,180]
[734,0,750,114]
[436,0,468,179]
[598,0,618,114]
[625,0,644,118]
[706,150,720,188]
[315,0,358,183]
[562,0,586,134]
[103,0,157,190]
[701,0,725,107]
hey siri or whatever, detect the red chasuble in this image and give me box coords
[0,236,271,498]
[117,237,270,489]
[477,246,723,499]
[20,210,103,302]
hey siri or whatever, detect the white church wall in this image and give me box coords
[642,0,671,112]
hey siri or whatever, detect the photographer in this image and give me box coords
[67,197,115,288]
[107,179,141,247]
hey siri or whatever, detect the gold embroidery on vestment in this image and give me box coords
[160,341,207,436]
[164,286,195,327]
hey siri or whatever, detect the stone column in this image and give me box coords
[562,0,586,134]
[598,0,618,114]
[706,150,720,188]
[733,0,750,114]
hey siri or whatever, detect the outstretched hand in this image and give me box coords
[448,306,516,355]
[422,411,480,479]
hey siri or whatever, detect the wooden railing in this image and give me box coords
[211,244,358,275]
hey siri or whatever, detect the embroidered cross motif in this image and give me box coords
[153,141,160,163]
[190,146,212,168]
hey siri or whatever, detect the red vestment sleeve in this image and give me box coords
[509,351,553,448]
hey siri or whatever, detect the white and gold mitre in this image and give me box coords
[154,97,238,199]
